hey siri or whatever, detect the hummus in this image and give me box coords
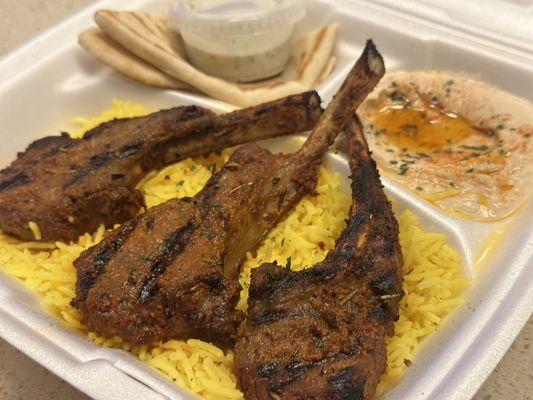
[359,71,533,221]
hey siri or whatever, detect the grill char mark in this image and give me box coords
[64,141,144,188]
[64,152,111,188]
[74,218,139,303]
[25,133,77,155]
[0,172,30,192]
[257,353,358,393]
[328,367,365,400]
[139,221,195,302]
[117,141,143,158]
[253,309,306,326]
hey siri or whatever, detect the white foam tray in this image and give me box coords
[0,0,532,399]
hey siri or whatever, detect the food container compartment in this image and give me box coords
[169,0,306,82]
[0,0,531,399]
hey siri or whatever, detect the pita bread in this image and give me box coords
[315,56,336,86]
[92,10,337,107]
[79,27,193,91]
[280,25,337,87]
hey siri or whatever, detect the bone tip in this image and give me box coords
[305,90,324,112]
[364,39,385,76]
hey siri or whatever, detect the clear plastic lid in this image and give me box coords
[170,0,306,35]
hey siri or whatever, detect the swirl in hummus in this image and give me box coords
[359,71,533,221]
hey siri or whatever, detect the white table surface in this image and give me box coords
[0,1,531,399]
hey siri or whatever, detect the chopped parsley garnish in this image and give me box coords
[176,180,184,187]
[309,306,319,320]
[461,145,488,151]
[139,255,152,262]
[466,168,475,173]
[315,339,324,349]
[399,163,409,175]
[415,186,423,191]
[266,265,278,280]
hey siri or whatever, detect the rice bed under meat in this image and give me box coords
[0,101,469,399]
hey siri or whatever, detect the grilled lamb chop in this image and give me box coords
[0,92,321,242]
[233,115,402,400]
[72,41,385,347]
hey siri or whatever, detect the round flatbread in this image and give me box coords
[79,27,192,90]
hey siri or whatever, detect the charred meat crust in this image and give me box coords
[234,116,402,400]
[233,42,400,400]
[0,92,322,242]
[72,41,385,353]
[72,217,140,305]
[72,196,244,347]
[71,136,322,346]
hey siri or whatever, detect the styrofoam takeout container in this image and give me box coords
[0,0,532,399]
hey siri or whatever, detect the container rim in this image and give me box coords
[170,0,306,34]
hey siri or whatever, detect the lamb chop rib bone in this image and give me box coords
[0,92,321,242]
[224,40,386,279]
[233,115,403,400]
[72,41,385,348]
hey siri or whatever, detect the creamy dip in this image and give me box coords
[173,0,305,82]
[359,71,533,221]
[184,38,292,82]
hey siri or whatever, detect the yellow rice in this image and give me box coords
[0,101,469,399]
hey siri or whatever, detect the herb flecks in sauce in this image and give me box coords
[360,72,533,221]
[372,92,483,153]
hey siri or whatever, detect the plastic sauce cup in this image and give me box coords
[169,0,306,83]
